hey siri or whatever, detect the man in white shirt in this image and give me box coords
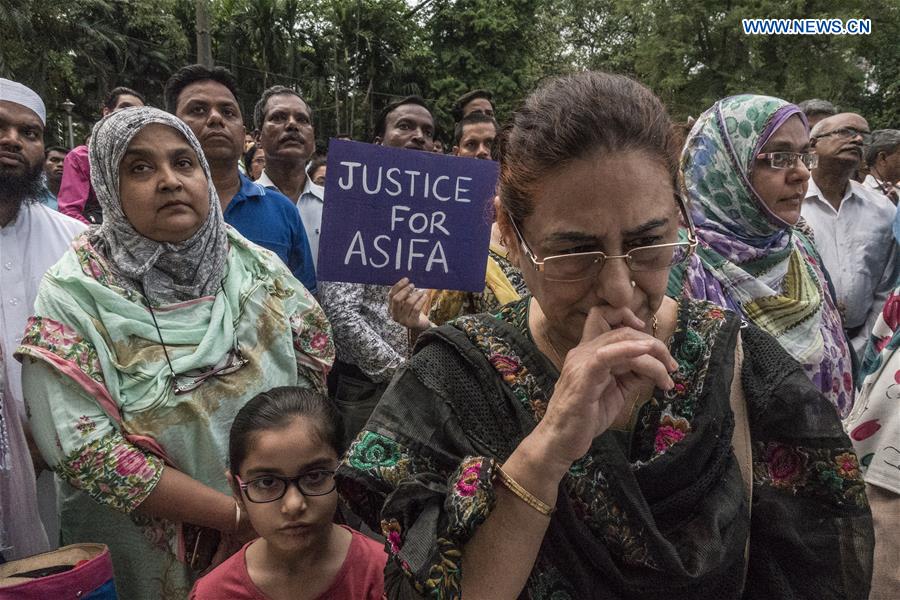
[802,113,898,355]
[0,78,86,560]
[863,129,900,204]
[252,86,325,270]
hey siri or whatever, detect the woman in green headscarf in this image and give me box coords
[16,107,334,599]
[670,94,854,417]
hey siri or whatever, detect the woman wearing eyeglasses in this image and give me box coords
[336,74,872,599]
[668,94,856,419]
[16,108,334,599]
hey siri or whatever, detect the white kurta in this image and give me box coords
[801,178,899,355]
[0,201,85,558]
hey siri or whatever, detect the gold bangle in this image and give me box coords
[494,464,554,517]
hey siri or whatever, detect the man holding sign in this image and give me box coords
[318,96,497,444]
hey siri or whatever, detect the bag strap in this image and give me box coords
[729,331,753,582]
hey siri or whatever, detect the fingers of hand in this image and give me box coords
[609,353,675,391]
[389,277,411,299]
[580,306,612,342]
[588,330,678,373]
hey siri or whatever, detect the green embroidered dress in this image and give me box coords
[16,230,334,599]
[337,297,872,599]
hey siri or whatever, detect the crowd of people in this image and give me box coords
[0,64,899,599]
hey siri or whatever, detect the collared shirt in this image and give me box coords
[0,202,85,558]
[37,186,57,211]
[318,281,405,382]
[864,174,900,204]
[223,172,317,294]
[257,170,324,270]
[801,178,899,354]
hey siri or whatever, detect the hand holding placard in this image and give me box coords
[317,140,499,292]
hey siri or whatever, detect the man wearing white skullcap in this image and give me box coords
[0,77,85,560]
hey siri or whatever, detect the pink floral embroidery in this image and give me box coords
[764,443,807,488]
[20,316,105,384]
[455,459,482,497]
[490,355,522,383]
[40,319,83,348]
[834,452,860,479]
[310,332,329,351]
[654,426,685,453]
[381,518,403,555]
[57,433,163,513]
[654,414,690,454]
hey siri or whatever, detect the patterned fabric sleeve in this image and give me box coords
[288,294,336,394]
[22,359,163,513]
[318,281,404,382]
[337,360,501,599]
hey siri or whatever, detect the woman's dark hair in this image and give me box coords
[242,143,261,174]
[229,387,344,473]
[496,71,676,224]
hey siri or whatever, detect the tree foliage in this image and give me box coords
[0,0,896,147]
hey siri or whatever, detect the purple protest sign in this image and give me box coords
[317,140,498,292]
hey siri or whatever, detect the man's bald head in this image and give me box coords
[810,112,870,181]
[810,112,868,139]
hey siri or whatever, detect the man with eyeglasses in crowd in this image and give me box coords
[864,129,900,204]
[802,113,899,355]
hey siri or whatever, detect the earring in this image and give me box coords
[630,280,636,288]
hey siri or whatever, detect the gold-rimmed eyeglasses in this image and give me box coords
[508,193,698,283]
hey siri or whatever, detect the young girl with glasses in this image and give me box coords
[190,387,386,599]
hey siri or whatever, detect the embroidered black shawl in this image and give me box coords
[336,298,873,599]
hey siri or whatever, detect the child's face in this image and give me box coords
[232,416,340,554]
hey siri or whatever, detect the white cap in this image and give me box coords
[0,78,46,125]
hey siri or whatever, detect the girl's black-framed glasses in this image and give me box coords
[235,470,337,503]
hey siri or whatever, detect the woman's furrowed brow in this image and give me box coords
[623,218,669,237]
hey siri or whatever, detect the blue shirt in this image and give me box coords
[223,173,317,293]
[38,186,58,211]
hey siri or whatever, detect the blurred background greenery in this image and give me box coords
[1,0,897,147]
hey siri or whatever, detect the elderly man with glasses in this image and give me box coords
[802,112,899,356]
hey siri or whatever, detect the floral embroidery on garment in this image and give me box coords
[346,431,431,488]
[654,411,691,454]
[381,518,403,556]
[445,457,496,539]
[753,441,868,508]
[455,301,654,566]
[71,234,142,303]
[20,316,105,384]
[454,298,728,569]
[75,416,98,437]
[422,537,462,597]
[290,304,336,392]
[56,432,164,513]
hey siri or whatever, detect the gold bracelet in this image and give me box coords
[494,463,555,517]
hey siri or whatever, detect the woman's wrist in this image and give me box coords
[510,429,573,486]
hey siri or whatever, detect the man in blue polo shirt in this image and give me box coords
[164,64,316,293]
